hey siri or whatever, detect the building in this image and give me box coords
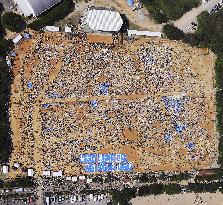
[14,0,61,17]
[44,26,60,32]
[2,165,9,174]
[12,34,23,44]
[127,30,162,37]
[52,170,63,177]
[84,7,123,32]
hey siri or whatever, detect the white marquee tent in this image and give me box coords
[85,8,123,32]
[14,0,61,16]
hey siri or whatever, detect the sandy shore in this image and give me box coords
[131,193,223,205]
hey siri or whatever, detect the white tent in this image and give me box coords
[52,171,63,177]
[12,34,23,44]
[85,8,123,32]
[44,26,60,32]
[14,0,61,16]
[2,166,9,174]
[43,170,51,176]
[65,26,72,33]
[28,169,34,176]
[127,30,162,37]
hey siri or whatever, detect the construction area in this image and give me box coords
[8,31,218,178]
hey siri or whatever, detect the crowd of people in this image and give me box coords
[10,31,217,176]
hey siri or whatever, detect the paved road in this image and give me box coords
[174,0,221,33]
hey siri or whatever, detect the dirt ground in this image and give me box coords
[8,32,217,178]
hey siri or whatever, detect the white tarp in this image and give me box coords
[44,26,60,32]
[128,30,162,37]
[52,171,63,177]
[12,34,23,44]
[85,9,123,32]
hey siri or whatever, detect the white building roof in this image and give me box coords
[2,166,9,174]
[44,26,60,32]
[28,169,34,176]
[127,30,162,37]
[65,26,72,33]
[12,34,23,44]
[14,0,61,16]
[85,8,123,32]
[52,171,63,177]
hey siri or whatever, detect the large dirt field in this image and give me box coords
[9,31,217,177]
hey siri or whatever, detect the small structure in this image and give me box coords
[2,165,9,174]
[44,26,60,32]
[87,178,93,183]
[65,26,72,33]
[14,162,20,169]
[85,8,123,32]
[79,175,86,180]
[42,170,51,176]
[66,176,72,180]
[14,0,61,17]
[12,34,23,44]
[72,176,78,182]
[89,194,93,200]
[28,168,34,176]
[52,170,63,177]
[127,30,162,37]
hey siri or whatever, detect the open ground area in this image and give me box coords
[9,31,217,178]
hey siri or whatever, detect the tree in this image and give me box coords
[165,183,181,195]
[163,24,185,40]
[1,12,26,32]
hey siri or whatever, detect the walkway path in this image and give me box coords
[174,0,221,33]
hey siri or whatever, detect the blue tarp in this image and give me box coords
[84,163,133,172]
[162,96,183,113]
[164,133,173,143]
[27,82,33,89]
[24,32,31,39]
[80,154,97,163]
[85,163,97,172]
[10,52,16,57]
[117,163,133,172]
[186,142,195,151]
[175,124,185,133]
[100,82,109,95]
[90,100,98,108]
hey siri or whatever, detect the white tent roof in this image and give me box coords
[2,166,9,174]
[128,30,162,37]
[14,0,61,16]
[28,169,34,176]
[52,171,63,177]
[85,9,123,32]
[13,34,23,44]
[44,26,60,32]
